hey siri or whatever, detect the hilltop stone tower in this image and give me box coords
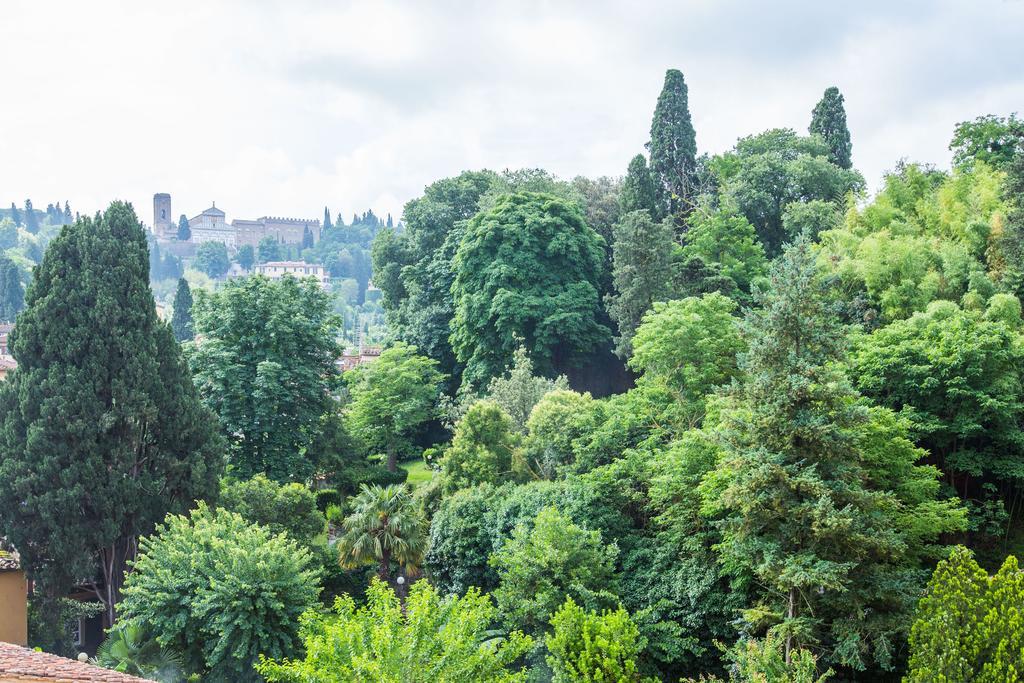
[153,193,172,239]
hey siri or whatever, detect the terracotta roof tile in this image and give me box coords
[0,550,19,571]
[0,642,155,682]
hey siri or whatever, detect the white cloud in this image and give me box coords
[0,0,1021,227]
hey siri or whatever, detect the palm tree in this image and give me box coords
[336,483,427,582]
[94,621,183,683]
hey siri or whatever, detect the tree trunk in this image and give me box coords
[97,535,138,628]
[785,587,796,665]
[378,546,391,582]
[386,450,397,473]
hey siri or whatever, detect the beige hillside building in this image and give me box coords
[152,194,321,249]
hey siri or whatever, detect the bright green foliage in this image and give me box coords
[345,342,444,471]
[949,113,1024,169]
[478,345,570,432]
[190,275,340,482]
[522,390,601,478]
[991,151,1024,299]
[546,598,649,683]
[703,236,964,671]
[809,86,853,169]
[0,252,24,321]
[716,128,863,255]
[605,209,679,358]
[236,243,255,270]
[648,69,698,216]
[258,235,281,262]
[0,218,18,249]
[119,504,321,683]
[906,546,1024,682]
[850,301,1024,496]
[0,202,223,625]
[491,506,619,637]
[95,621,184,683]
[440,401,520,493]
[256,578,532,683]
[683,634,833,682]
[621,154,661,217]
[451,191,609,387]
[819,161,1004,321]
[335,483,427,581]
[219,474,325,544]
[170,277,193,341]
[781,199,841,241]
[630,293,743,417]
[680,207,767,296]
[194,240,230,278]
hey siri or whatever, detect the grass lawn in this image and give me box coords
[400,458,433,488]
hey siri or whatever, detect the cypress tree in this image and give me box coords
[10,202,21,227]
[177,214,191,241]
[647,69,697,217]
[323,206,333,231]
[0,254,23,322]
[171,277,194,342]
[23,199,39,234]
[809,86,853,169]
[619,154,660,217]
[0,202,223,628]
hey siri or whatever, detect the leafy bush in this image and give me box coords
[119,503,321,682]
[257,579,532,682]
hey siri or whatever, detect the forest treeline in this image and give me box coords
[1,68,1023,682]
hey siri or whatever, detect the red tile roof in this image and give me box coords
[0,642,155,682]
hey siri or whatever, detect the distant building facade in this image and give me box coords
[152,194,321,249]
[255,260,330,287]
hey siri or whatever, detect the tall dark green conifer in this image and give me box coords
[619,154,660,217]
[0,254,23,321]
[0,202,223,629]
[23,199,39,234]
[647,69,697,217]
[809,86,853,169]
[177,214,191,241]
[704,235,964,672]
[323,206,333,231]
[171,277,194,342]
[10,202,21,227]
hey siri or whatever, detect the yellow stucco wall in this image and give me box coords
[0,571,27,646]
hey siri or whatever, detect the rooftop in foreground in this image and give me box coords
[0,641,155,682]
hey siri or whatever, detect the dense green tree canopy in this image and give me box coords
[850,301,1024,504]
[949,113,1024,169]
[0,202,222,627]
[120,504,320,683]
[451,191,609,387]
[620,154,661,217]
[345,341,444,471]
[439,401,520,493]
[605,209,679,358]
[194,240,230,278]
[218,474,325,544]
[714,128,863,255]
[189,275,340,482]
[546,598,649,683]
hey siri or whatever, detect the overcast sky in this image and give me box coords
[1,0,1022,227]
